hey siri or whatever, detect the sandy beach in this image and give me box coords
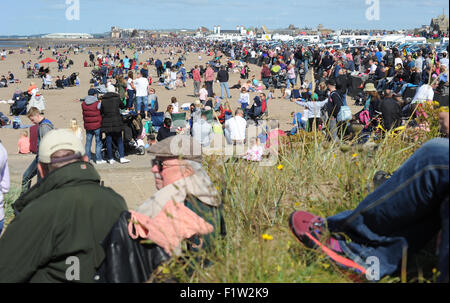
[0,41,360,208]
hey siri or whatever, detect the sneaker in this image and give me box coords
[108,159,116,164]
[96,160,107,164]
[119,158,130,164]
[289,211,367,275]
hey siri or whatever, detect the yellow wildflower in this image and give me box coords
[277,265,281,272]
[352,153,358,158]
[432,268,437,274]
[277,164,284,170]
[332,154,336,159]
[161,265,170,274]
[262,234,273,240]
[322,263,330,269]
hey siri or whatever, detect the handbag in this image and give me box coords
[337,105,352,122]
[332,92,351,122]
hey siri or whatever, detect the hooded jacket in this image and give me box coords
[0,161,127,282]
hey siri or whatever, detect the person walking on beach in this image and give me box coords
[204,64,215,97]
[193,65,201,97]
[21,108,54,193]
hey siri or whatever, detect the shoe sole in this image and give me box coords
[288,212,367,275]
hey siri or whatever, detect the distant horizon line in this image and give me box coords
[1,21,442,38]
[0,27,436,38]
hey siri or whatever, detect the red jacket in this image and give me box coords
[217,106,231,124]
[261,98,267,114]
[261,66,271,78]
[82,101,102,130]
[193,69,201,82]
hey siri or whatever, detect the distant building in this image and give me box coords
[430,13,449,33]
[41,33,93,39]
[111,27,121,39]
[197,27,210,33]
[317,24,333,36]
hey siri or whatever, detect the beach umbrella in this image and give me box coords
[39,57,57,64]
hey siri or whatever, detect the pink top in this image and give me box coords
[18,136,30,154]
[193,69,201,82]
[204,67,215,82]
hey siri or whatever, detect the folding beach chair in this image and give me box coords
[201,109,213,123]
[150,112,164,133]
[171,112,187,129]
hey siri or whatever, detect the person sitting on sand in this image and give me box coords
[27,82,37,96]
[0,75,7,87]
[27,92,46,114]
[244,137,264,162]
[17,131,30,154]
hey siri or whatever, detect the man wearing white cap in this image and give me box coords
[0,129,127,282]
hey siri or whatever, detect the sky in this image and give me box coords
[1,0,449,36]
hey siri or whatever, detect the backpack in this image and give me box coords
[359,110,370,127]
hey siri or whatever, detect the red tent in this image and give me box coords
[39,57,57,64]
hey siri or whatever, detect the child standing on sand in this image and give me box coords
[267,88,275,101]
[199,84,208,104]
[238,87,250,110]
[70,118,83,142]
[17,131,30,154]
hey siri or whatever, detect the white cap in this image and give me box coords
[39,129,85,164]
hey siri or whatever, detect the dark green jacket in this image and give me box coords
[0,161,127,283]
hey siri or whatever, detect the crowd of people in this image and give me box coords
[0,36,448,283]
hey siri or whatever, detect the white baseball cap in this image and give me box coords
[39,129,85,164]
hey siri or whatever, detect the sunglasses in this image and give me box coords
[151,159,164,171]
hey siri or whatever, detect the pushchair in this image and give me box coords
[269,71,287,89]
[10,94,28,116]
[68,72,78,86]
[91,69,102,83]
[101,112,146,160]
[122,112,146,155]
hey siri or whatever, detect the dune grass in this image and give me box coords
[154,104,444,283]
